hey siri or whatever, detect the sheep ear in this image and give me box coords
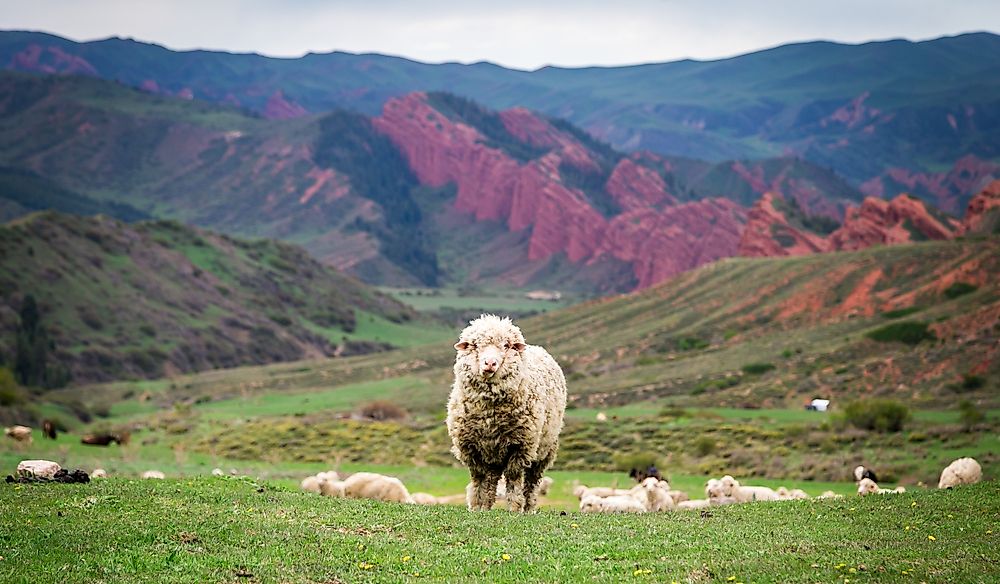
[454,341,469,351]
[512,342,527,352]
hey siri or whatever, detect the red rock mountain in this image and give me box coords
[960,179,1000,235]
[738,191,973,258]
[373,93,746,289]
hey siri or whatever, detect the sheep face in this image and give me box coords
[853,466,865,482]
[454,315,527,383]
[857,478,879,496]
[719,475,739,497]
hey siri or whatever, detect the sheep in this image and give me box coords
[342,472,415,504]
[573,484,638,500]
[446,315,567,513]
[300,476,323,494]
[42,420,57,440]
[853,465,878,483]
[677,499,711,510]
[579,493,647,514]
[142,470,165,480]
[320,479,346,498]
[411,492,440,505]
[641,477,675,512]
[937,457,982,489]
[92,469,108,479]
[857,478,905,496]
[776,487,810,500]
[720,475,779,503]
[668,490,690,505]
[596,412,608,422]
[81,432,128,446]
[4,425,32,443]
[211,468,225,477]
[817,490,842,499]
[316,470,340,482]
[538,476,555,496]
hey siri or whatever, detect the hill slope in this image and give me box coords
[3,30,998,211]
[0,212,442,383]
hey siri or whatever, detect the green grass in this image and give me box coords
[1,478,997,583]
[382,287,574,313]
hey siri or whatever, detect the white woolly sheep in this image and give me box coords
[857,477,905,496]
[538,476,555,496]
[411,492,440,505]
[776,487,809,500]
[720,475,779,502]
[343,472,415,504]
[641,477,675,512]
[447,315,567,513]
[573,484,639,500]
[938,457,982,489]
[142,470,165,480]
[320,479,346,498]
[92,468,108,479]
[4,425,32,443]
[677,499,711,510]
[596,412,608,422]
[579,493,647,514]
[817,490,842,499]
[668,490,690,505]
[300,476,323,494]
[316,470,341,482]
[211,468,225,477]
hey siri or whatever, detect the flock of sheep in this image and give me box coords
[2,314,990,517]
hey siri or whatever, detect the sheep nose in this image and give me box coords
[482,359,498,372]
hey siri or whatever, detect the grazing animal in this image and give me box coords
[300,476,323,494]
[91,469,108,479]
[447,315,567,512]
[342,472,415,504]
[42,420,57,440]
[81,432,128,446]
[4,425,32,443]
[857,477,905,495]
[937,457,982,489]
[719,475,779,503]
[677,499,711,510]
[853,465,878,483]
[640,477,675,512]
[141,470,165,480]
[579,493,647,514]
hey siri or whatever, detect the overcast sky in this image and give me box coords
[1,0,998,70]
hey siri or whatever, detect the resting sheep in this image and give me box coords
[937,457,982,489]
[91,468,108,479]
[640,477,675,512]
[142,470,165,480]
[720,475,779,503]
[4,425,32,443]
[677,499,711,510]
[319,479,346,498]
[857,478,905,496]
[342,472,415,504]
[300,476,323,494]
[580,493,646,514]
[447,315,567,513]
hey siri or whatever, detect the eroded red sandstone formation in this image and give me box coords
[263,90,308,120]
[373,93,745,288]
[737,193,830,257]
[960,179,1000,235]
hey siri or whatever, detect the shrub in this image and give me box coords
[881,306,923,319]
[357,401,407,421]
[613,451,661,474]
[0,367,22,406]
[842,399,910,432]
[944,282,977,299]
[865,321,935,345]
[693,436,716,457]
[958,400,985,431]
[741,362,776,375]
[961,374,985,391]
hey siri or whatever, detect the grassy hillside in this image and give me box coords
[0,212,450,385]
[21,238,996,485]
[1,477,996,583]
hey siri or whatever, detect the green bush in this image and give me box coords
[961,374,985,391]
[865,321,935,345]
[0,367,22,406]
[693,436,716,457]
[741,362,776,375]
[958,400,985,431]
[612,451,661,474]
[881,306,922,319]
[842,399,910,432]
[943,282,978,299]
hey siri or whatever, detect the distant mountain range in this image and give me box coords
[3,29,998,213]
[0,71,994,294]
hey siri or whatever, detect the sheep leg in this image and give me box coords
[522,455,552,513]
[503,466,526,513]
[468,466,501,511]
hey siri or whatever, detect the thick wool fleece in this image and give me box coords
[446,315,567,512]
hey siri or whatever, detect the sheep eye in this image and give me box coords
[503,342,510,350]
